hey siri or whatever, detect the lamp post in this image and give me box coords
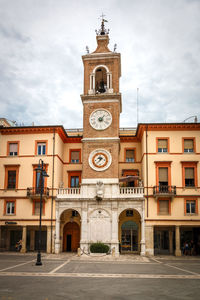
[35,159,49,266]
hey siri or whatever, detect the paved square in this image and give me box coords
[0,253,200,299]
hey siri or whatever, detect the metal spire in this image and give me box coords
[95,13,110,36]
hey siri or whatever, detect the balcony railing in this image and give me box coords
[58,188,81,195]
[27,187,50,199]
[119,187,144,195]
[153,185,176,197]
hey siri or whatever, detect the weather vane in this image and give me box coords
[95,13,110,36]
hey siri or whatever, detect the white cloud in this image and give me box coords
[0,0,200,127]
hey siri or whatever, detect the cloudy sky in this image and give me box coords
[0,0,200,128]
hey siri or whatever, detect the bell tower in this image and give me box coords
[81,18,122,185]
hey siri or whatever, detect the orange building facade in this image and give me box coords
[0,21,200,256]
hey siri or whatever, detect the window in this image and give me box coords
[33,164,48,193]
[7,171,16,189]
[68,171,81,188]
[185,168,194,187]
[125,149,135,162]
[5,201,15,215]
[8,142,19,156]
[185,199,198,215]
[71,176,79,187]
[157,139,168,153]
[70,150,81,163]
[158,199,170,215]
[159,167,168,190]
[186,201,196,214]
[72,210,79,217]
[184,139,194,153]
[121,170,139,187]
[126,210,133,217]
[182,162,197,188]
[35,140,47,155]
[33,200,45,215]
[4,165,19,190]
[37,143,46,155]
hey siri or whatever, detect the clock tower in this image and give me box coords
[81,18,121,186]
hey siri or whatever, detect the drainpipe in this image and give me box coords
[51,128,55,253]
[146,125,149,218]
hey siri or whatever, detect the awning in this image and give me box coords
[119,176,139,183]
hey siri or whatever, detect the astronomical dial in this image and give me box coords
[89,109,112,130]
[88,149,112,172]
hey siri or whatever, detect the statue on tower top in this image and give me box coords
[95,13,110,36]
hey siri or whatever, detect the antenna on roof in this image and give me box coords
[137,88,139,125]
[183,115,198,123]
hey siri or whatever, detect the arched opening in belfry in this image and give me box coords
[95,67,107,93]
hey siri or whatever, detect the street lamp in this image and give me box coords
[35,159,49,266]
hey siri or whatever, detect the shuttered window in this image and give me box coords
[159,200,169,215]
[7,171,16,189]
[126,150,135,162]
[9,143,18,156]
[184,139,194,153]
[159,168,168,183]
[71,151,80,163]
[158,139,168,153]
[185,167,194,187]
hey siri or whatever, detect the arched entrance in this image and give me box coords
[60,209,81,252]
[119,209,141,253]
[63,222,80,252]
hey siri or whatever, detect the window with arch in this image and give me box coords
[95,67,107,93]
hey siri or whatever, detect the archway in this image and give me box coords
[119,209,141,253]
[60,209,81,252]
[95,67,107,93]
[63,222,80,252]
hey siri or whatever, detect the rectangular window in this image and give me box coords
[33,201,44,215]
[70,151,80,163]
[158,200,170,215]
[159,167,168,185]
[6,201,15,215]
[7,171,16,189]
[185,167,194,187]
[9,143,18,156]
[158,139,168,153]
[184,139,194,153]
[125,149,135,162]
[186,200,196,214]
[71,176,79,187]
[37,143,46,155]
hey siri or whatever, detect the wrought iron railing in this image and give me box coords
[27,187,50,197]
[153,185,176,195]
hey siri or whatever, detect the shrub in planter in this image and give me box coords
[90,242,110,253]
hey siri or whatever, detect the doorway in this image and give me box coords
[121,221,138,252]
[63,222,80,252]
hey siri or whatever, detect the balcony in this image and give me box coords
[57,186,144,200]
[153,185,176,199]
[27,187,50,200]
[119,187,144,198]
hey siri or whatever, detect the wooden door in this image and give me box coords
[63,222,80,252]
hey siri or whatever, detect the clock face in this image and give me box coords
[89,109,112,130]
[88,149,112,172]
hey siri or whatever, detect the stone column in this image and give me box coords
[145,225,154,256]
[46,226,51,254]
[140,201,146,256]
[55,207,60,254]
[111,207,119,256]
[21,226,27,253]
[175,225,181,256]
[30,230,35,251]
[169,230,173,254]
[80,208,88,253]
